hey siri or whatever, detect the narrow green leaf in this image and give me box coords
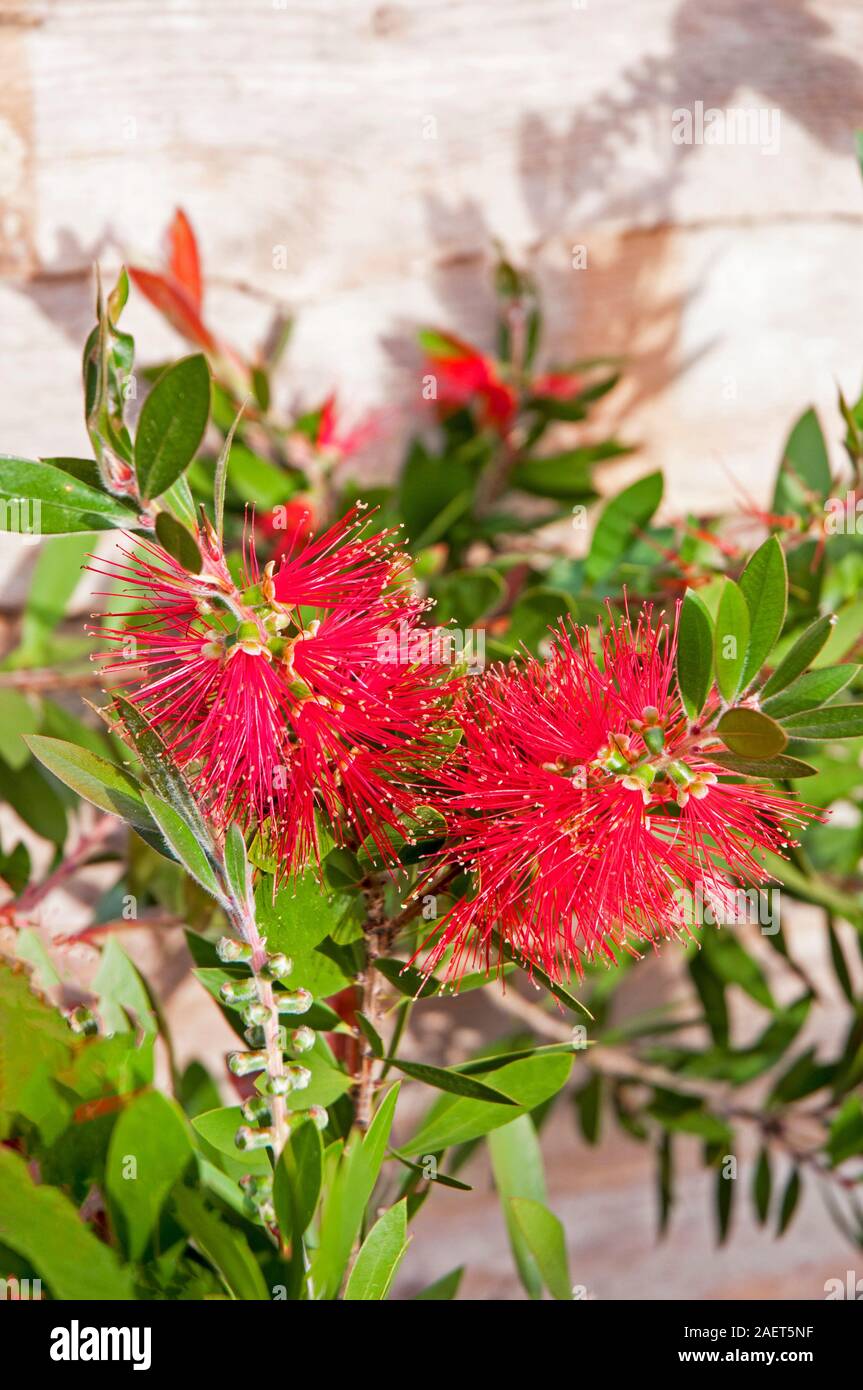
[344,1199,409,1300]
[676,588,714,719]
[214,402,246,541]
[0,1146,134,1299]
[154,510,202,573]
[753,1147,772,1225]
[356,1012,385,1059]
[223,823,250,908]
[780,704,863,740]
[716,1161,735,1244]
[827,1096,863,1166]
[772,408,831,515]
[385,1057,517,1105]
[402,1053,573,1155]
[273,1119,323,1245]
[738,537,787,687]
[716,708,788,759]
[173,1186,269,1300]
[25,734,154,830]
[489,1116,547,1300]
[777,1168,801,1235]
[413,1266,464,1300]
[105,1092,193,1259]
[714,579,750,702]
[0,456,137,534]
[761,615,836,697]
[762,665,859,719]
[710,752,816,778]
[510,1197,572,1300]
[141,789,223,900]
[135,354,211,499]
[585,471,663,584]
[114,697,210,839]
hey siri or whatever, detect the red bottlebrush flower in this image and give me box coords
[316,393,380,460]
[260,499,316,563]
[92,507,444,875]
[418,606,815,983]
[423,331,517,431]
[531,371,583,401]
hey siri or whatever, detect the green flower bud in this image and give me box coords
[235,1125,275,1151]
[309,1106,328,1131]
[216,937,252,964]
[242,1002,270,1027]
[220,978,258,1006]
[291,1026,316,1053]
[261,953,292,980]
[67,1005,99,1036]
[241,1095,272,1126]
[275,988,313,1015]
[228,1050,268,1076]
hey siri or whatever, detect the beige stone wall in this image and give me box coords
[2,0,863,517]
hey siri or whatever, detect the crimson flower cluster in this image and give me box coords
[94,507,441,871]
[418,608,815,982]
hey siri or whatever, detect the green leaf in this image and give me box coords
[510,447,609,500]
[16,533,93,660]
[780,704,863,740]
[703,931,775,1011]
[105,1091,193,1258]
[676,588,714,719]
[135,355,211,500]
[273,1118,323,1244]
[585,471,663,584]
[93,938,158,1036]
[738,537,787,687]
[0,691,39,770]
[760,615,835,698]
[772,408,831,515]
[413,1266,464,1300]
[344,1198,409,1300]
[827,1096,863,1166]
[716,708,788,759]
[0,456,137,533]
[714,579,750,702]
[311,1084,400,1298]
[762,665,859,719]
[402,1053,573,1154]
[355,1013,384,1059]
[489,1115,547,1299]
[113,697,210,841]
[223,823,251,908]
[431,568,505,626]
[0,756,66,844]
[510,1197,572,1300]
[385,1057,518,1105]
[173,1185,269,1300]
[710,752,817,778]
[141,789,223,900]
[0,960,72,1138]
[777,1168,801,1235]
[0,1146,134,1299]
[214,403,246,540]
[753,1147,772,1225]
[154,510,202,573]
[191,1106,270,1175]
[716,1161,735,1244]
[25,734,154,830]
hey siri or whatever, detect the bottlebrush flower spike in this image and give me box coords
[418,605,816,983]
[91,506,445,874]
[422,330,517,431]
